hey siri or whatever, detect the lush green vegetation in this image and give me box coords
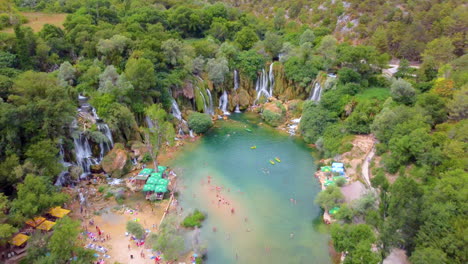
[182,209,206,228]
[188,112,213,134]
[0,0,465,262]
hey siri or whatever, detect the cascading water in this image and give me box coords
[55,144,74,186]
[205,89,214,115]
[308,73,337,102]
[218,90,230,115]
[254,63,275,104]
[97,123,113,160]
[234,70,239,90]
[309,82,322,102]
[170,99,191,136]
[72,95,114,180]
[171,99,183,121]
[234,70,241,113]
[74,133,98,179]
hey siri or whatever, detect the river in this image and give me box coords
[171,113,330,264]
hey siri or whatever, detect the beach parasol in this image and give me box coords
[25,216,46,228]
[37,220,56,231]
[156,178,169,186]
[321,166,332,172]
[48,207,70,218]
[154,185,168,193]
[329,207,340,215]
[143,184,155,192]
[150,172,163,179]
[146,177,159,185]
[9,233,29,246]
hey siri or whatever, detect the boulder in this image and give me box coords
[90,164,103,173]
[130,141,150,160]
[102,148,131,178]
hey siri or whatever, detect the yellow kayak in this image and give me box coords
[250,146,257,149]
[269,160,275,165]
[275,157,281,163]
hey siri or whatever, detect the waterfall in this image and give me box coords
[309,82,322,102]
[234,70,241,112]
[218,90,230,115]
[234,70,239,90]
[170,98,190,136]
[74,133,98,179]
[171,99,183,121]
[308,73,337,102]
[206,89,214,115]
[97,122,113,160]
[254,63,275,104]
[72,95,114,179]
[55,144,74,186]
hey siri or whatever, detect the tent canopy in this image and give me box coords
[37,220,56,231]
[332,162,344,168]
[157,166,167,173]
[150,172,162,179]
[321,166,332,172]
[138,168,154,176]
[143,184,155,192]
[25,216,46,227]
[146,177,159,185]
[154,185,168,193]
[324,180,335,186]
[48,207,70,218]
[9,233,29,246]
[156,178,169,186]
[329,207,340,215]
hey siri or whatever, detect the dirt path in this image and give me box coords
[361,146,375,188]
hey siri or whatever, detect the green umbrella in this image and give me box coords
[146,177,159,185]
[324,180,335,186]
[150,172,162,179]
[154,185,168,193]
[139,168,154,176]
[142,184,155,192]
[157,178,169,186]
[321,166,331,172]
[329,207,340,215]
[157,166,167,173]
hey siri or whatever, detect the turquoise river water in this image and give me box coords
[171,113,330,264]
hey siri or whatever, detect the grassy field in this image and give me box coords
[1,12,67,33]
[355,87,391,102]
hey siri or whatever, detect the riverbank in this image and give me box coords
[65,134,202,263]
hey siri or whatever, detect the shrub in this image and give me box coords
[261,109,284,127]
[182,210,206,228]
[126,221,145,239]
[188,112,213,134]
[98,186,105,193]
[141,153,152,163]
[335,177,347,187]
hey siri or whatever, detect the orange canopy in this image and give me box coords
[48,207,70,218]
[9,233,29,246]
[25,216,46,227]
[36,220,56,231]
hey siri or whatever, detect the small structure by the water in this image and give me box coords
[141,166,170,200]
[135,168,154,185]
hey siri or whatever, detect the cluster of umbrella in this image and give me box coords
[9,207,70,247]
[141,166,169,193]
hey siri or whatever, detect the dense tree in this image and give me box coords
[188,112,213,134]
[10,174,68,221]
[315,185,344,210]
[263,32,283,58]
[234,27,259,50]
[390,79,416,105]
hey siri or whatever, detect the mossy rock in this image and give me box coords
[238,89,252,110]
[261,102,286,127]
[102,148,132,178]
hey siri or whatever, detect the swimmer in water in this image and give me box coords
[290,233,294,239]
